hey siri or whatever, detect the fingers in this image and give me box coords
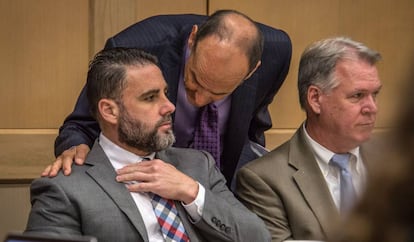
[41,156,65,177]
[116,171,153,184]
[41,165,52,177]
[116,160,155,184]
[58,146,78,176]
[41,144,90,177]
[74,144,89,165]
[61,154,73,176]
[116,159,198,202]
[116,159,167,188]
[125,181,156,193]
[49,157,65,177]
[116,159,153,175]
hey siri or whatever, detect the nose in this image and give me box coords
[362,95,378,114]
[192,90,213,107]
[161,96,175,115]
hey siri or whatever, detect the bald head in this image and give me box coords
[193,10,264,73]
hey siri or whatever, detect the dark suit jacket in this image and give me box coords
[26,141,270,242]
[54,14,292,186]
[236,125,379,242]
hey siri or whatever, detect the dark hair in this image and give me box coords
[193,9,264,73]
[86,47,159,119]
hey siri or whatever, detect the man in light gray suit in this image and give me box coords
[236,37,383,242]
[25,47,270,242]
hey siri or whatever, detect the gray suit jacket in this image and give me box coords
[26,141,270,242]
[236,125,378,242]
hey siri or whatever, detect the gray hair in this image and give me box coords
[298,36,381,110]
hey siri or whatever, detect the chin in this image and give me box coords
[187,98,199,107]
[357,134,372,144]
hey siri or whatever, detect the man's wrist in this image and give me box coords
[182,180,200,205]
[182,183,205,221]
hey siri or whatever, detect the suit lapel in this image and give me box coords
[175,201,201,242]
[222,77,258,181]
[155,151,200,241]
[85,142,150,241]
[289,127,340,238]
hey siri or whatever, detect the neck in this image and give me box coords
[101,130,150,157]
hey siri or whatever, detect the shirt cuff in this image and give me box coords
[182,183,205,222]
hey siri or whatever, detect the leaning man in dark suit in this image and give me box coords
[25,48,270,242]
[43,9,292,188]
[236,37,382,242]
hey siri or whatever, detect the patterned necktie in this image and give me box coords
[330,153,356,213]
[151,194,189,242]
[141,157,189,242]
[193,104,220,167]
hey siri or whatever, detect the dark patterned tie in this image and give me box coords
[193,104,220,167]
[330,153,356,213]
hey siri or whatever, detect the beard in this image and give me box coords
[117,105,175,153]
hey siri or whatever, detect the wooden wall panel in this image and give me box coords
[0,185,31,239]
[90,0,206,55]
[338,0,414,127]
[0,0,89,129]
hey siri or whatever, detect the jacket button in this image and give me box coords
[220,224,226,231]
[224,227,231,234]
[211,217,217,223]
[215,219,221,226]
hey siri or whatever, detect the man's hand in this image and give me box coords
[41,144,90,177]
[116,159,199,204]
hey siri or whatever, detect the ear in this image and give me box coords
[188,25,198,49]
[244,60,261,80]
[307,85,323,114]
[98,99,119,125]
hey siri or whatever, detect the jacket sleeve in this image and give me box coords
[54,86,100,157]
[248,27,292,147]
[25,178,82,235]
[236,166,292,242]
[194,151,271,242]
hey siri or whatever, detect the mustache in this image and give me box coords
[155,115,173,127]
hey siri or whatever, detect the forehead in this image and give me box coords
[334,59,381,89]
[124,64,166,92]
[192,36,249,90]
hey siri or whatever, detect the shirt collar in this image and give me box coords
[98,133,155,170]
[302,123,360,174]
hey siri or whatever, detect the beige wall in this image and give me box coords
[0,185,31,238]
[1,0,414,238]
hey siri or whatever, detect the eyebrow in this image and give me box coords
[356,84,383,93]
[191,70,231,96]
[140,86,168,97]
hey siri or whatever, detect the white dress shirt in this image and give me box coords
[302,124,367,210]
[98,133,205,241]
